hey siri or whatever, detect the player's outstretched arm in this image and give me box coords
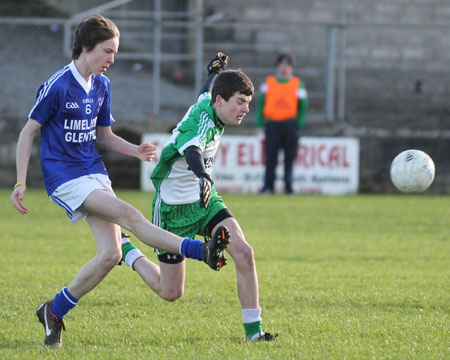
[96,126,156,161]
[185,145,213,208]
[10,119,41,214]
[197,51,229,97]
[207,51,229,75]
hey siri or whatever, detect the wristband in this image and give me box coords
[14,182,26,190]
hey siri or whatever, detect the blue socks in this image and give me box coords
[50,287,78,319]
[179,238,204,260]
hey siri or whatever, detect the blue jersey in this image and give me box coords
[29,61,114,195]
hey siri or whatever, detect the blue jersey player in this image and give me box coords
[10,14,229,348]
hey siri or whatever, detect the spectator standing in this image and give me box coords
[256,53,308,194]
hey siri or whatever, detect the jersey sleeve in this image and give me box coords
[176,120,204,154]
[28,83,61,124]
[96,77,114,127]
[296,81,308,129]
[175,98,216,154]
[255,81,268,129]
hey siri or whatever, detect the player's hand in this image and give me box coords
[10,185,28,215]
[207,52,229,75]
[199,175,213,208]
[137,143,157,161]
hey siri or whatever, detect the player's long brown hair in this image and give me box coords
[72,14,120,59]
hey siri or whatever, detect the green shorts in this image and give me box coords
[152,187,229,254]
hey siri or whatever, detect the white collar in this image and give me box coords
[69,60,92,94]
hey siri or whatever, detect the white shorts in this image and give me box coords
[49,173,116,223]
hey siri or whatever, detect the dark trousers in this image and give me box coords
[262,120,299,193]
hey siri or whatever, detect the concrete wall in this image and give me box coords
[1,0,450,192]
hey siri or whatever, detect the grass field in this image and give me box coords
[1,188,449,359]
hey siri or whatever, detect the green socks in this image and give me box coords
[121,236,144,270]
[121,241,136,262]
[244,320,263,340]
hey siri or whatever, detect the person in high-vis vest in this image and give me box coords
[256,53,308,194]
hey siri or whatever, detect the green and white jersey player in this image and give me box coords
[152,92,222,206]
[122,53,277,342]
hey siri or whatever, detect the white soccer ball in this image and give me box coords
[390,149,435,193]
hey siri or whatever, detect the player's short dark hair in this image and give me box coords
[72,14,120,59]
[211,69,254,103]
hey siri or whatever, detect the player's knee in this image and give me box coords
[242,243,255,265]
[98,248,122,270]
[159,288,184,302]
[232,240,255,266]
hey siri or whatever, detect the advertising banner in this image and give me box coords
[141,134,359,195]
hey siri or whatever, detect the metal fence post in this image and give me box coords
[337,0,347,121]
[326,26,337,122]
[63,20,72,58]
[194,0,204,93]
[152,0,161,116]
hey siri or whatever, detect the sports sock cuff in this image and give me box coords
[125,248,144,270]
[62,287,78,304]
[122,238,130,245]
[51,287,78,319]
[179,238,185,256]
[241,307,262,323]
[179,238,204,260]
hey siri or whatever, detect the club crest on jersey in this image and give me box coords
[65,102,80,109]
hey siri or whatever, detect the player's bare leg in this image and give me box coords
[214,218,259,308]
[82,190,182,253]
[36,216,121,348]
[67,216,121,299]
[123,227,229,300]
[132,257,186,302]
[82,190,227,270]
[213,217,277,341]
